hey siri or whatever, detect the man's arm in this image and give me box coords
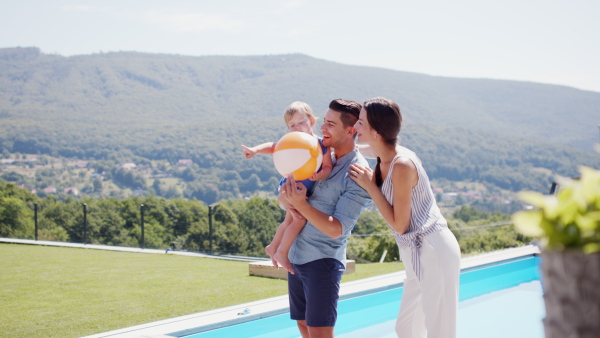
[281,175,343,239]
[282,173,370,239]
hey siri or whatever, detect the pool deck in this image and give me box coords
[1,238,540,338]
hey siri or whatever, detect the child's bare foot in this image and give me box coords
[265,244,279,269]
[274,251,295,274]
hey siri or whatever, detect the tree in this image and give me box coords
[453,205,489,223]
[353,210,388,235]
[93,178,103,193]
[240,174,261,193]
[0,196,34,238]
[233,197,284,256]
[40,201,83,242]
[212,204,247,254]
[151,179,161,195]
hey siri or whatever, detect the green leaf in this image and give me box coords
[512,211,544,237]
[538,219,557,241]
[518,191,550,208]
[575,212,600,230]
[556,199,578,225]
[579,166,600,181]
[563,223,581,247]
[578,166,600,204]
[554,175,575,190]
[583,243,600,254]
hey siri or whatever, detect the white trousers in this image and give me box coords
[395,228,461,338]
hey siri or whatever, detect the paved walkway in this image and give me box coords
[1,238,540,338]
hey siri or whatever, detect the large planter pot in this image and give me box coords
[541,250,600,338]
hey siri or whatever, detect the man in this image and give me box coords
[281,99,371,338]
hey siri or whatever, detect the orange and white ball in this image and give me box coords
[273,132,323,181]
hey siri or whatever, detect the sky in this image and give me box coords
[1,0,599,93]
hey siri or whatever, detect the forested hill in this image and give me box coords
[0,46,599,203]
[1,47,599,148]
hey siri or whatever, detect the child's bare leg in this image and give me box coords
[274,212,307,275]
[266,211,293,269]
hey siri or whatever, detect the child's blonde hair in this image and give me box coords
[283,101,317,126]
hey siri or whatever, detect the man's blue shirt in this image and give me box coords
[289,147,371,266]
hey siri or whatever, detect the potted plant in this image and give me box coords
[512,166,600,338]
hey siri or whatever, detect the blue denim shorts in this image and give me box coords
[288,258,345,327]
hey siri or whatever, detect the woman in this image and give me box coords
[349,97,461,338]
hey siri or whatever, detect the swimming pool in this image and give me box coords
[185,256,544,338]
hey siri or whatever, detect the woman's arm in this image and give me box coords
[349,158,417,234]
[385,159,417,234]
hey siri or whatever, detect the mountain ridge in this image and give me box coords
[1,47,599,202]
[1,46,597,152]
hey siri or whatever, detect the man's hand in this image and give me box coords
[282,174,342,239]
[280,175,308,210]
[287,207,304,220]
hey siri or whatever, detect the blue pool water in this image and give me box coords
[186,256,544,338]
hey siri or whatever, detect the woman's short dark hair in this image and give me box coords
[363,97,402,146]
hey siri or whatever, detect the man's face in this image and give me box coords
[320,109,351,148]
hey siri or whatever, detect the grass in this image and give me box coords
[0,243,404,338]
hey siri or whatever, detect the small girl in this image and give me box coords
[241,101,333,274]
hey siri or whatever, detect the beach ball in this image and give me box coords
[273,132,323,181]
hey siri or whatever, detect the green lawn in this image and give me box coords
[0,243,404,338]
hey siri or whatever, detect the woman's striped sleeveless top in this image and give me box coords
[381,147,447,280]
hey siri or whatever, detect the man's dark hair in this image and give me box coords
[329,99,361,128]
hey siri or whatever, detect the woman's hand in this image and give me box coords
[348,163,375,191]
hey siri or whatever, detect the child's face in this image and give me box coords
[287,112,314,134]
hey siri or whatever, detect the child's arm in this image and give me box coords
[241,142,276,159]
[309,147,333,181]
[356,144,377,159]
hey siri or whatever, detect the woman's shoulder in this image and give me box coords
[391,154,418,185]
[395,145,416,157]
[392,156,416,171]
[395,146,422,167]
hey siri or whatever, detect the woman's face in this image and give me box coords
[355,108,377,143]
[287,112,314,134]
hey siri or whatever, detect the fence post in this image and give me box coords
[208,205,213,255]
[140,204,145,249]
[83,203,87,244]
[379,249,388,263]
[34,203,38,241]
